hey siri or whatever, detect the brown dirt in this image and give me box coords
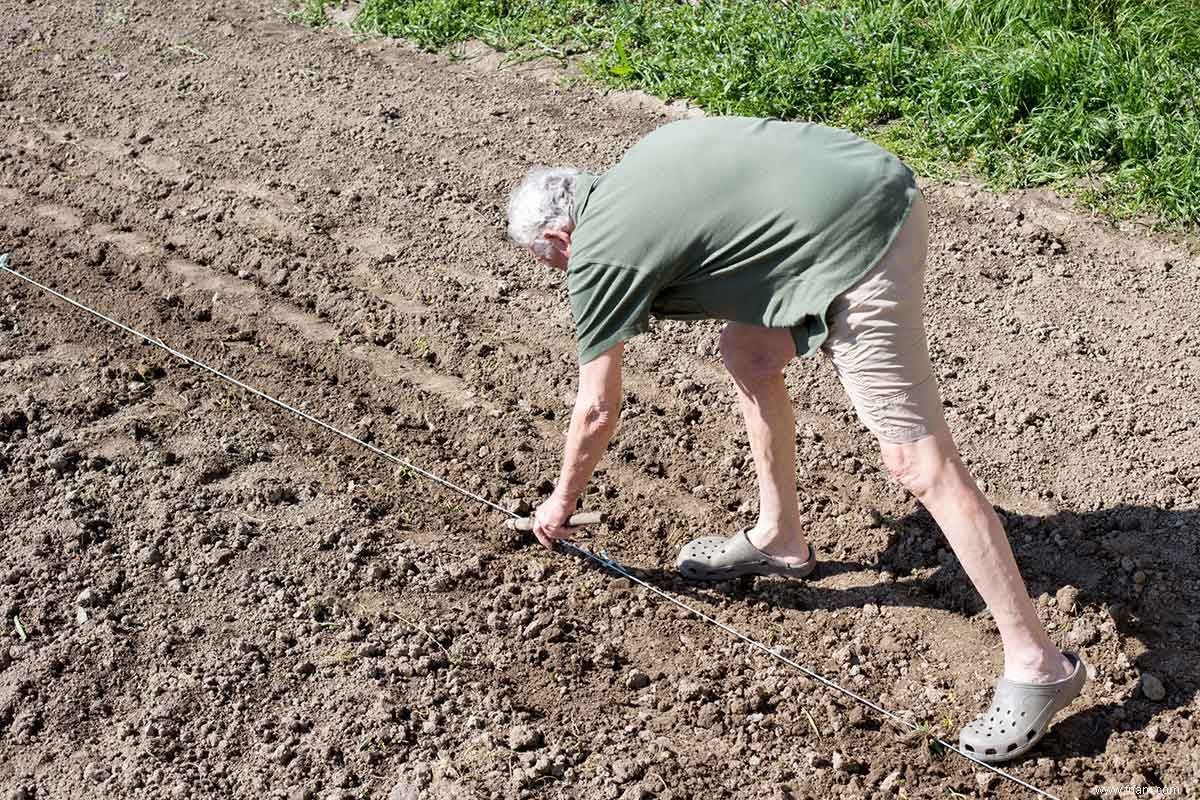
[1,2,1198,799]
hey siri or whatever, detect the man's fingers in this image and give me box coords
[532,523,568,550]
[533,522,560,549]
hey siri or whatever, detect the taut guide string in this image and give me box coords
[0,253,1060,800]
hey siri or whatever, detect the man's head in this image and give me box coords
[506,166,578,270]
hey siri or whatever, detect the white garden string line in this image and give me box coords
[0,253,1060,800]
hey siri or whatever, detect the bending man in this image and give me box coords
[505,116,1085,763]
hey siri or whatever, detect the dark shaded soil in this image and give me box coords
[0,3,1197,799]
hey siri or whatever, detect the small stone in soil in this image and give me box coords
[696,704,720,728]
[625,669,651,690]
[1056,584,1081,612]
[1068,618,1098,646]
[847,706,873,729]
[521,614,552,640]
[1140,673,1166,701]
[676,678,703,701]
[508,724,542,752]
[610,759,644,784]
[76,587,106,607]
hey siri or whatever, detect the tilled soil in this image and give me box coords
[2,3,1199,799]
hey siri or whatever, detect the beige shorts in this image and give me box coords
[821,192,946,444]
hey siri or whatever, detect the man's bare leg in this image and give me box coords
[718,323,810,563]
[717,324,1066,682]
[880,428,1072,683]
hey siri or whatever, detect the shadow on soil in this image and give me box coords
[585,504,1198,766]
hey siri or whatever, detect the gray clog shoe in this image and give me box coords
[676,529,816,581]
[959,652,1088,763]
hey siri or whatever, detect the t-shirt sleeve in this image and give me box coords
[567,262,658,364]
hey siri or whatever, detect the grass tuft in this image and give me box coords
[349,0,1200,225]
[291,0,335,27]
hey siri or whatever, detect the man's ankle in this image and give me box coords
[1003,648,1074,684]
[746,524,810,562]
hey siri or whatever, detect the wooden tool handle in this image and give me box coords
[504,511,605,532]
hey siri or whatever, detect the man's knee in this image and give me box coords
[719,325,794,387]
[879,433,962,499]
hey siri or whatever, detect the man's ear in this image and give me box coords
[542,229,571,247]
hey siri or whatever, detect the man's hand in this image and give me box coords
[532,492,576,549]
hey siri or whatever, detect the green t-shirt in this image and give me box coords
[566,116,917,363]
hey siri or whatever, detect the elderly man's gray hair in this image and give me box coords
[506,167,579,258]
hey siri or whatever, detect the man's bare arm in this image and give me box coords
[532,342,623,547]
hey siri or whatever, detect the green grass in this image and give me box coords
[347,0,1200,226]
[292,0,335,27]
